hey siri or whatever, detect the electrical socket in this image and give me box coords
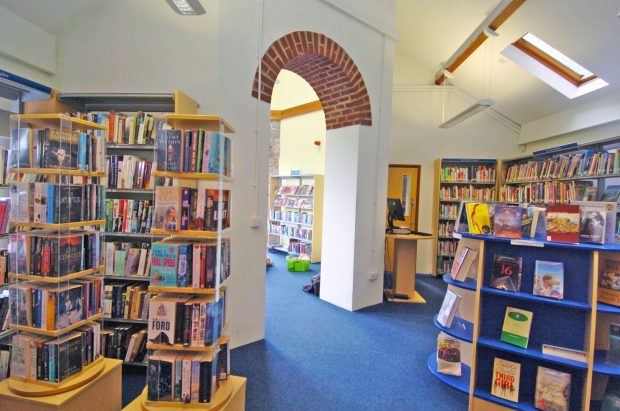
[369,270,378,281]
[251,217,262,228]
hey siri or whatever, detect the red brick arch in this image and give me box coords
[252,31,372,130]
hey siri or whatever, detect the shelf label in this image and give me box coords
[510,239,544,248]
[291,170,301,176]
[452,232,463,239]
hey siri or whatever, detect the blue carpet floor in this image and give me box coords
[121,252,468,410]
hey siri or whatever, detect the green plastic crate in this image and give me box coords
[287,257,310,272]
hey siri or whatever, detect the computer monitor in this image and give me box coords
[386,198,405,233]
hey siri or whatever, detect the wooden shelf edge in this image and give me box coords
[11,114,107,131]
[150,171,232,181]
[148,285,226,295]
[146,336,226,352]
[9,168,105,177]
[9,265,105,283]
[10,313,103,337]
[11,220,106,229]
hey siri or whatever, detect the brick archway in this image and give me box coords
[252,31,372,130]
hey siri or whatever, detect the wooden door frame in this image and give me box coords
[388,164,421,230]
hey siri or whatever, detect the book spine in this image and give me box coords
[183,304,192,346]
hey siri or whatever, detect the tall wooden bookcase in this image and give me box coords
[432,158,498,277]
[6,113,108,395]
[268,174,324,263]
[429,233,620,410]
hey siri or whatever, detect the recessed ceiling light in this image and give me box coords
[165,0,206,15]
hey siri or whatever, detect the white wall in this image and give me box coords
[270,69,319,110]
[278,111,326,175]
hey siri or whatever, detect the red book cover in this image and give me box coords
[109,111,115,143]
[546,204,580,243]
[200,244,206,289]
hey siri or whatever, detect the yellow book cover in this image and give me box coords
[466,203,491,235]
[501,307,533,348]
[598,257,620,307]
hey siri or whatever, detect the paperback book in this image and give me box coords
[599,256,620,307]
[156,129,183,172]
[436,333,461,376]
[450,245,477,282]
[493,206,523,239]
[574,201,616,244]
[533,260,564,300]
[546,205,580,243]
[490,254,523,292]
[466,202,491,235]
[535,366,571,411]
[500,307,533,348]
[437,290,461,328]
[491,357,520,403]
[607,323,620,366]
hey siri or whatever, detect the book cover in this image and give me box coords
[546,205,580,244]
[501,307,533,348]
[198,353,214,403]
[156,129,182,172]
[535,366,571,411]
[577,202,607,243]
[599,257,620,307]
[9,284,32,326]
[466,202,491,235]
[436,333,461,376]
[491,357,520,403]
[607,323,620,366]
[533,260,564,300]
[43,129,79,169]
[530,207,547,239]
[124,248,141,276]
[153,187,182,231]
[521,206,534,238]
[150,243,179,287]
[491,254,523,292]
[601,377,620,411]
[147,352,175,401]
[55,332,83,381]
[55,284,84,329]
[147,295,190,344]
[601,185,620,203]
[437,290,461,328]
[450,246,477,282]
[493,206,523,239]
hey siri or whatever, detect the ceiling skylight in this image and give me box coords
[502,32,608,99]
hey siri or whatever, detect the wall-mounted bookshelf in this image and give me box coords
[432,158,497,277]
[268,174,324,263]
[499,139,620,204]
[429,233,620,410]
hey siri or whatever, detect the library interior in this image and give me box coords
[1,0,620,410]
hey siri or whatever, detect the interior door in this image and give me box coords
[387,164,420,230]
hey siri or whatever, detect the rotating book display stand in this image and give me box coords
[0,114,121,406]
[133,114,244,410]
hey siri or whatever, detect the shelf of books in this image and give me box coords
[499,138,620,205]
[431,158,497,277]
[429,199,620,410]
[6,113,106,396]
[137,114,236,408]
[268,174,323,263]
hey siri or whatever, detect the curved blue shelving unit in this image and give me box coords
[458,232,620,252]
[474,389,537,411]
[593,350,620,376]
[480,286,591,310]
[476,337,588,370]
[427,352,470,394]
[443,274,477,291]
[433,315,474,343]
[597,302,620,314]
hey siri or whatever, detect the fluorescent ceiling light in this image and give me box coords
[165,0,206,15]
[439,99,494,128]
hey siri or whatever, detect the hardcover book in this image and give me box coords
[501,307,533,348]
[450,246,477,282]
[491,254,523,292]
[535,366,571,411]
[437,290,461,328]
[533,260,564,300]
[156,129,182,172]
[466,202,491,235]
[600,257,620,307]
[153,187,182,231]
[546,205,580,243]
[493,206,523,239]
[150,243,179,287]
[436,333,461,376]
[491,357,521,403]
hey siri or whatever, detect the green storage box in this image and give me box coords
[287,257,310,272]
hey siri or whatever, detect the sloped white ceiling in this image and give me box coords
[397,0,620,125]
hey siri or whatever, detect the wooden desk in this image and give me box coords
[0,358,122,411]
[384,233,434,303]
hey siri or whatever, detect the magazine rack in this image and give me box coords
[138,114,240,409]
[429,232,620,410]
[6,114,107,396]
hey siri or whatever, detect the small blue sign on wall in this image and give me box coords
[291,170,301,176]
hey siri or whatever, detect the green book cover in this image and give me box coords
[501,307,533,348]
[114,249,126,276]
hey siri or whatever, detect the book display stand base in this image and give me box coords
[0,358,122,411]
[8,355,106,396]
[123,376,247,411]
